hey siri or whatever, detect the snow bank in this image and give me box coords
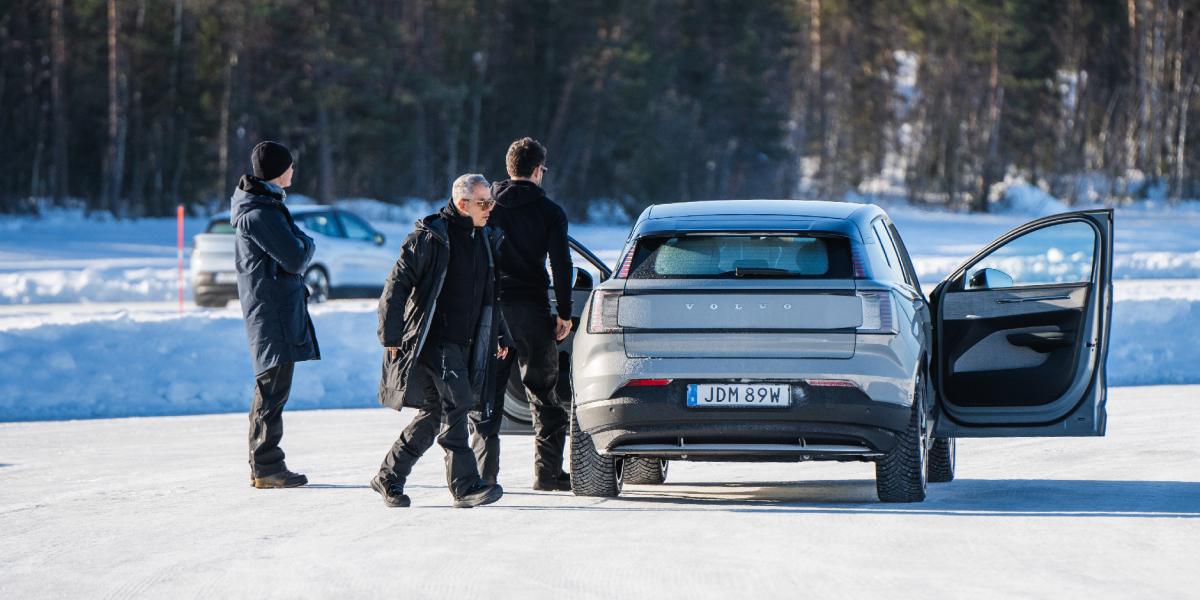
[0,267,182,304]
[1107,296,1200,387]
[993,180,1071,217]
[0,303,381,421]
[333,198,440,224]
[1,294,1195,422]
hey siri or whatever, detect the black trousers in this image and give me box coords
[249,361,295,477]
[378,343,482,498]
[471,302,569,482]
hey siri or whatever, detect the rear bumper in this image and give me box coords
[192,275,238,302]
[575,381,911,460]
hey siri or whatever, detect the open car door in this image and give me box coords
[502,236,613,424]
[930,210,1113,437]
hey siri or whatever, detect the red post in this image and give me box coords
[177,204,185,314]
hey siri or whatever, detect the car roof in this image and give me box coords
[633,200,883,238]
[646,199,865,220]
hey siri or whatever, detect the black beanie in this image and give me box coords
[251,141,293,181]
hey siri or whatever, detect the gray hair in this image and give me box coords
[451,173,489,201]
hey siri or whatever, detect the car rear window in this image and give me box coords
[627,234,853,279]
[206,219,234,234]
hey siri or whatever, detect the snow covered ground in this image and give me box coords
[0,385,1196,598]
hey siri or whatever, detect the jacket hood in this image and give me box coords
[414,207,503,248]
[415,211,450,245]
[230,175,286,226]
[492,179,545,209]
[439,199,476,232]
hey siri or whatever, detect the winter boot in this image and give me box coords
[252,470,308,489]
[453,482,503,508]
[370,475,412,508]
[533,472,571,491]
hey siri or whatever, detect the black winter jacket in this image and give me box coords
[488,179,574,319]
[377,208,512,412]
[231,175,320,375]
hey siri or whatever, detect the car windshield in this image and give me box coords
[627,234,852,279]
[206,219,234,234]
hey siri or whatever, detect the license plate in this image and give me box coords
[215,272,237,284]
[686,383,790,408]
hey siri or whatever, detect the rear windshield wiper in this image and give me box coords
[728,267,796,278]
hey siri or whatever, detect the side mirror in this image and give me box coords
[573,267,594,290]
[967,267,1013,290]
[373,233,386,246]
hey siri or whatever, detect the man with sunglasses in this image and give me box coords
[373,173,512,508]
[470,137,575,492]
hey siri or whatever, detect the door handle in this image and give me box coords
[996,294,1070,304]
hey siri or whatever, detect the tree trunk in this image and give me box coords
[468,51,487,172]
[105,0,128,215]
[977,31,1003,213]
[216,44,237,201]
[128,0,147,216]
[1173,75,1196,201]
[50,0,68,203]
[316,100,335,203]
[444,114,460,188]
[808,0,824,196]
[166,0,184,214]
[413,102,430,197]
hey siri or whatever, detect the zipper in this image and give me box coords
[412,236,450,363]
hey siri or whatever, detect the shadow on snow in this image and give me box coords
[512,478,1200,518]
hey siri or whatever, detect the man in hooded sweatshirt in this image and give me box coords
[470,137,574,491]
[230,141,319,489]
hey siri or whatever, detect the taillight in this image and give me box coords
[587,290,622,334]
[616,246,636,278]
[850,242,867,278]
[623,378,672,387]
[804,379,861,389]
[857,291,896,334]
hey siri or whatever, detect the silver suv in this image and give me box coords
[568,200,1113,502]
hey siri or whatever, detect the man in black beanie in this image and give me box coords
[231,140,320,489]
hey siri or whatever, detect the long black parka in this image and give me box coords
[377,209,511,413]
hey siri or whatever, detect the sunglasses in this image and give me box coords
[474,198,497,209]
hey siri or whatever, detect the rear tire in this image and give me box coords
[875,380,929,503]
[928,437,956,483]
[621,458,668,485]
[569,403,619,497]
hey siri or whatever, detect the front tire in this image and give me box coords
[569,403,619,497]
[304,266,330,303]
[194,296,228,308]
[621,458,668,485]
[875,379,929,503]
[928,437,956,483]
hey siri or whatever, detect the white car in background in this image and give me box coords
[190,206,395,307]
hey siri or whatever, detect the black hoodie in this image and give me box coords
[489,179,573,319]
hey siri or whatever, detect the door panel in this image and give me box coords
[505,237,611,424]
[931,210,1113,437]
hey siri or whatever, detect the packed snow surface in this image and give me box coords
[0,386,1196,598]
